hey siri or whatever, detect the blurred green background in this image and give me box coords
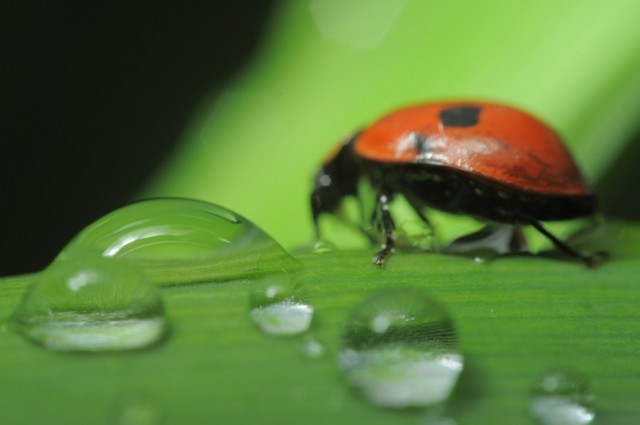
[3,0,640,275]
[147,0,640,250]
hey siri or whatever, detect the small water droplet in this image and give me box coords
[249,274,313,336]
[116,393,162,425]
[339,288,463,408]
[300,335,325,359]
[58,198,299,286]
[423,405,458,425]
[310,239,337,254]
[11,258,167,352]
[530,371,595,425]
[295,239,337,255]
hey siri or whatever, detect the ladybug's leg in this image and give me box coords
[526,219,599,268]
[404,194,436,235]
[508,225,528,252]
[373,190,396,266]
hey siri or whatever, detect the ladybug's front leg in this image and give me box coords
[373,190,396,266]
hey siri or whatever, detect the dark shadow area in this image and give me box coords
[596,127,640,221]
[0,1,277,275]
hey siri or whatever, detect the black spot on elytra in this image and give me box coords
[439,106,481,127]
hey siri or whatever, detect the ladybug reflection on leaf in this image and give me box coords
[311,101,602,267]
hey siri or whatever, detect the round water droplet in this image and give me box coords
[58,198,299,286]
[11,258,167,352]
[249,274,313,336]
[423,405,458,425]
[116,393,162,425]
[293,239,337,255]
[300,335,326,359]
[309,239,337,254]
[339,288,463,408]
[530,371,595,425]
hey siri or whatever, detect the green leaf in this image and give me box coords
[1,221,638,424]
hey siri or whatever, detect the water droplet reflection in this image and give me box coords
[11,258,167,352]
[58,198,299,286]
[249,274,313,336]
[300,335,325,359]
[310,239,337,254]
[339,288,463,408]
[530,371,595,425]
[294,239,337,255]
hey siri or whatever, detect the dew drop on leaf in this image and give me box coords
[115,393,162,425]
[300,335,326,359]
[293,239,337,255]
[11,257,167,352]
[338,288,463,408]
[57,198,299,285]
[309,239,337,254]
[530,371,595,425]
[249,273,313,336]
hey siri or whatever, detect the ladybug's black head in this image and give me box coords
[311,135,360,236]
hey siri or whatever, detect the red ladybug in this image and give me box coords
[311,101,600,266]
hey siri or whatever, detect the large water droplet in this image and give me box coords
[58,198,299,286]
[339,288,463,408]
[11,258,167,352]
[530,371,595,425]
[249,274,313,336]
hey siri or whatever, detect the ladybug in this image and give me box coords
[310,101,600,267]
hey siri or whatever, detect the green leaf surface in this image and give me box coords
[1,221,638,424]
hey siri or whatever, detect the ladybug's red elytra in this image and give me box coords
[311,101,601,267]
